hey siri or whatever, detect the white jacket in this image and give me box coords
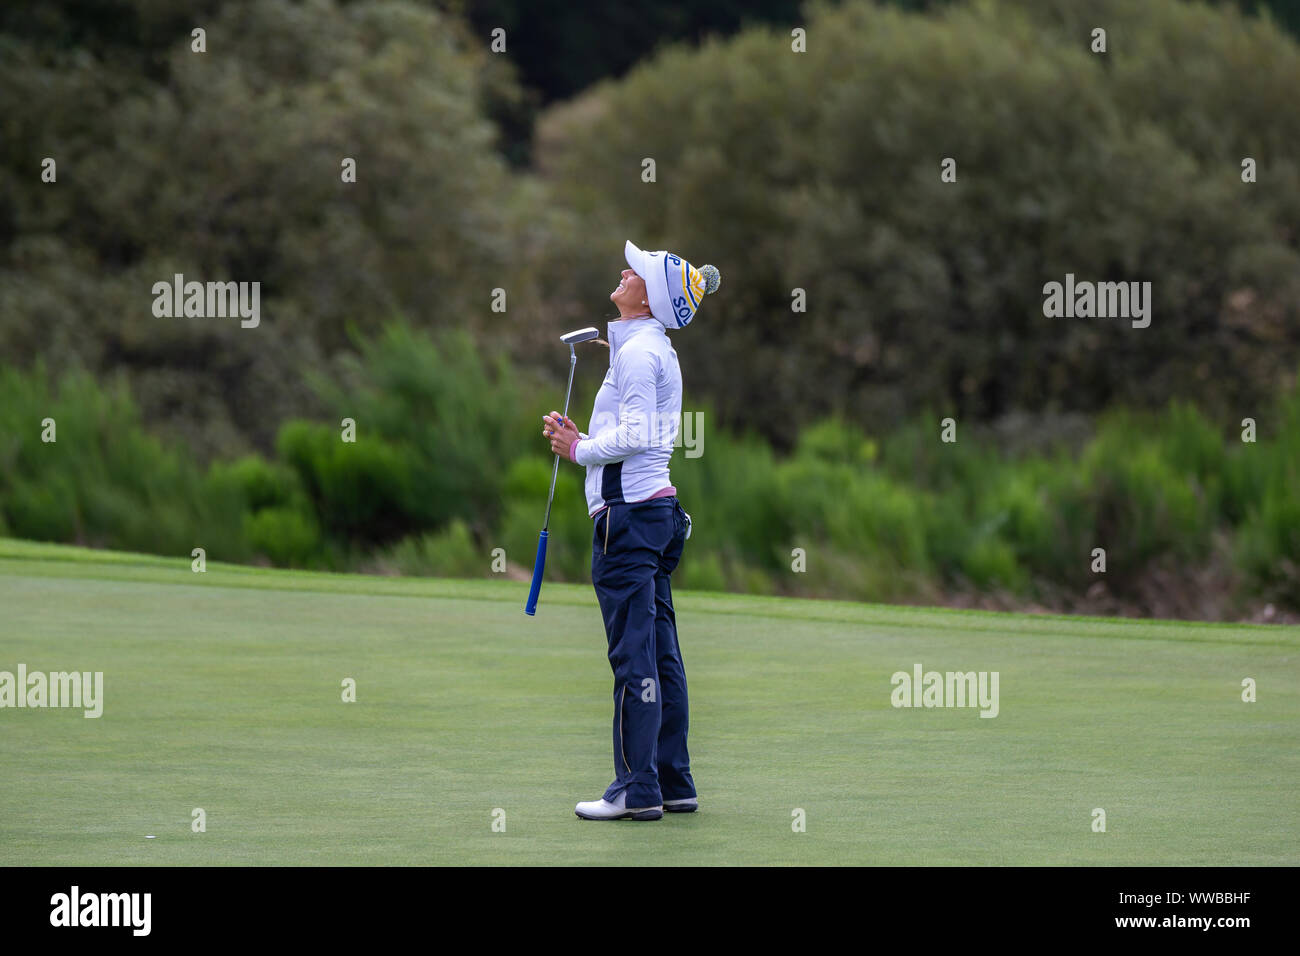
[571,318,681,516]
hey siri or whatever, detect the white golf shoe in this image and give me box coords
[574,789,663,821]
[663,797,698,813]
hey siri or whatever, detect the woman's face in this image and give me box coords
[610,268,648,314]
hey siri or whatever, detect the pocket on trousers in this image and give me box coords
[596,507,616,555]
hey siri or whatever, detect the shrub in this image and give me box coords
[676,549,727,592]
[277,420,416,545]
[1071,421,1214,584]
[0,365,247,558]
[385,521,483,578]
[1237,486,1300,605]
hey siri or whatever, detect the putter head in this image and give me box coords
[560,327,600,346]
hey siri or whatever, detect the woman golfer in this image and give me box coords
[542,240,720,821]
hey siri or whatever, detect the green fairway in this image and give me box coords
[0,538,1296,866]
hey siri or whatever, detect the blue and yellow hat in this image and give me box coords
[625,239,721,330]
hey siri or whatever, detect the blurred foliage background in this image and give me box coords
[1,0,1298,619]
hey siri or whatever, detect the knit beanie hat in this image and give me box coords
[624,239,721,329]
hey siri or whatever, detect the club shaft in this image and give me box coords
[541,348,578,530]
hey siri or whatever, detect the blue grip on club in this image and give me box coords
[524,530,548,615]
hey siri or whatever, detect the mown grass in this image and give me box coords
[0,539,1296,866]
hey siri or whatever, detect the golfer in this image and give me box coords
[542,240,720,821]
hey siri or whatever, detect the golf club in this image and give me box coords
[525,326,601,615]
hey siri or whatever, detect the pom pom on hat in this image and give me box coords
[699,264,721,295]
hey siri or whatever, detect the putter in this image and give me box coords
[525,326,601,615]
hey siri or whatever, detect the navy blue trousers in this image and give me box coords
[592,496,696,810]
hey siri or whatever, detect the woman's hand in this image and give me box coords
[542,411,581,460]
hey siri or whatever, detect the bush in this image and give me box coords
[298,326,532,543]
[243,507,322,568]
[1237,486,1300,606]
[673,426,790,571]
[795,419,878,467]
[676,549,727,592]
[277,420,416,546]
[961,535,1027,591]
[207,456,305,513]
[385,521,484,578]
[0,365,247,558]
[4,348,1299,616]
[499,457,590,581]
[1039,421,1216,590]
